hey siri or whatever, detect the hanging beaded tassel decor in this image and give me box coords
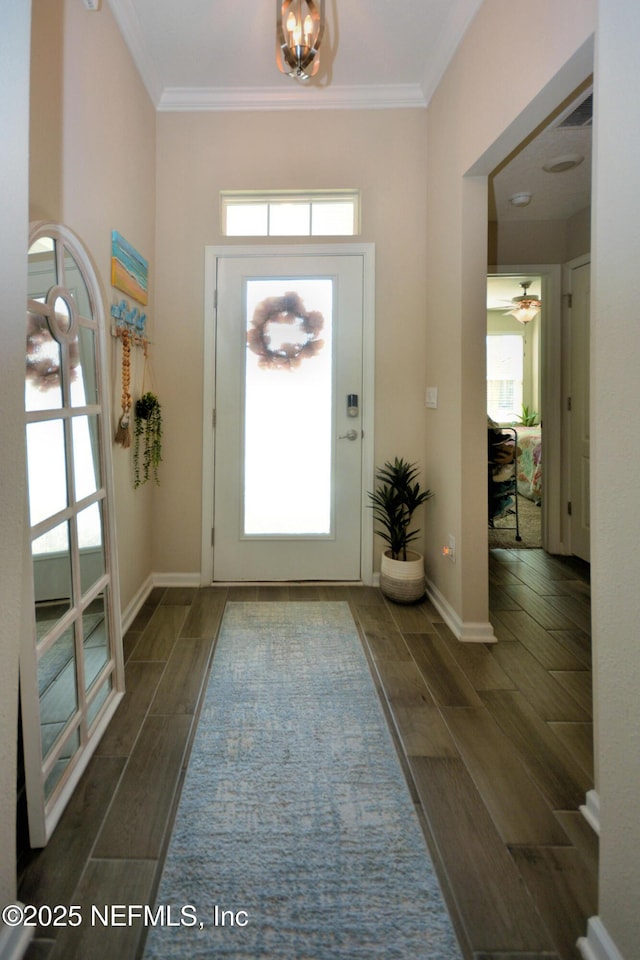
[114,329,132,447]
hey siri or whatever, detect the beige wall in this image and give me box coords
[489,207,591,265]
[491,218,571,265]
[590,1,640,953]
[153,109,428,575]
[30,0,157,613]
[566,204,591,261]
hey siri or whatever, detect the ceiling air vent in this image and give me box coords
[558,93,593,127]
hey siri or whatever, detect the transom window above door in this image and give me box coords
[221,190,360,237]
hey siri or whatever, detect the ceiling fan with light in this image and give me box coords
[504,281,542,324]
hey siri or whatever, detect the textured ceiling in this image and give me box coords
[490,94,592,223]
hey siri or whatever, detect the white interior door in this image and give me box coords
[211,248,372,581]
[568,258,591,561]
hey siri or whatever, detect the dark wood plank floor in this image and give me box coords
[18,549,595,960]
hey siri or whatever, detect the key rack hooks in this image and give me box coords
[110,299,150,353]
[111,298,153,448]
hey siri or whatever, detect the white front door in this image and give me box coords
[568,257,591,561]
[208,247,373,581]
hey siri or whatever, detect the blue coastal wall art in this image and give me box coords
[111,230,148,305]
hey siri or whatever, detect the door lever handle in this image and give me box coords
[338,429,358,441]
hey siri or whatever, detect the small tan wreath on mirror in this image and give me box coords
[247,292,324,370]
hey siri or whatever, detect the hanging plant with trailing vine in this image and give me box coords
[133,391,163,488]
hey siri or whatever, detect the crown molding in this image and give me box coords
[156,83,426,113]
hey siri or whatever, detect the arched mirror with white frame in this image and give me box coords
[21,222,124,846]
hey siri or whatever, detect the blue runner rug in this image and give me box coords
[144,601,462,959]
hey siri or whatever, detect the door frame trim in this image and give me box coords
[562,252,591,560]
[200,243,376,585]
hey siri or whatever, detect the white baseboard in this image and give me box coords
[457,620,497,643]
[0,915,32,960]
[120,574,154,634]
[120,572,202,634]
[577,917,626,960]
[373,572,496,643]
[425,577,497,643]
[152,572,201,588]
[580,788,601,835]
[126,571,495,645]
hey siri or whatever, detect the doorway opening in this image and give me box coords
[486,273,543,550]
[486,82,592,558]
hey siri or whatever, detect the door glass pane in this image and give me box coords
[244,279,333,535]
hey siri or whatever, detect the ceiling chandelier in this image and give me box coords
[505,281,542,324]
[276,0,325,81]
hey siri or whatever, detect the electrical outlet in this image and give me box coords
[442,534,456,562]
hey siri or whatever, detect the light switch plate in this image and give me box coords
[425,387,438,408]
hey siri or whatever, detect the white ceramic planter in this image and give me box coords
[379,549,425,604]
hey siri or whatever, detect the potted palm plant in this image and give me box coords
[368,458,433,603]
